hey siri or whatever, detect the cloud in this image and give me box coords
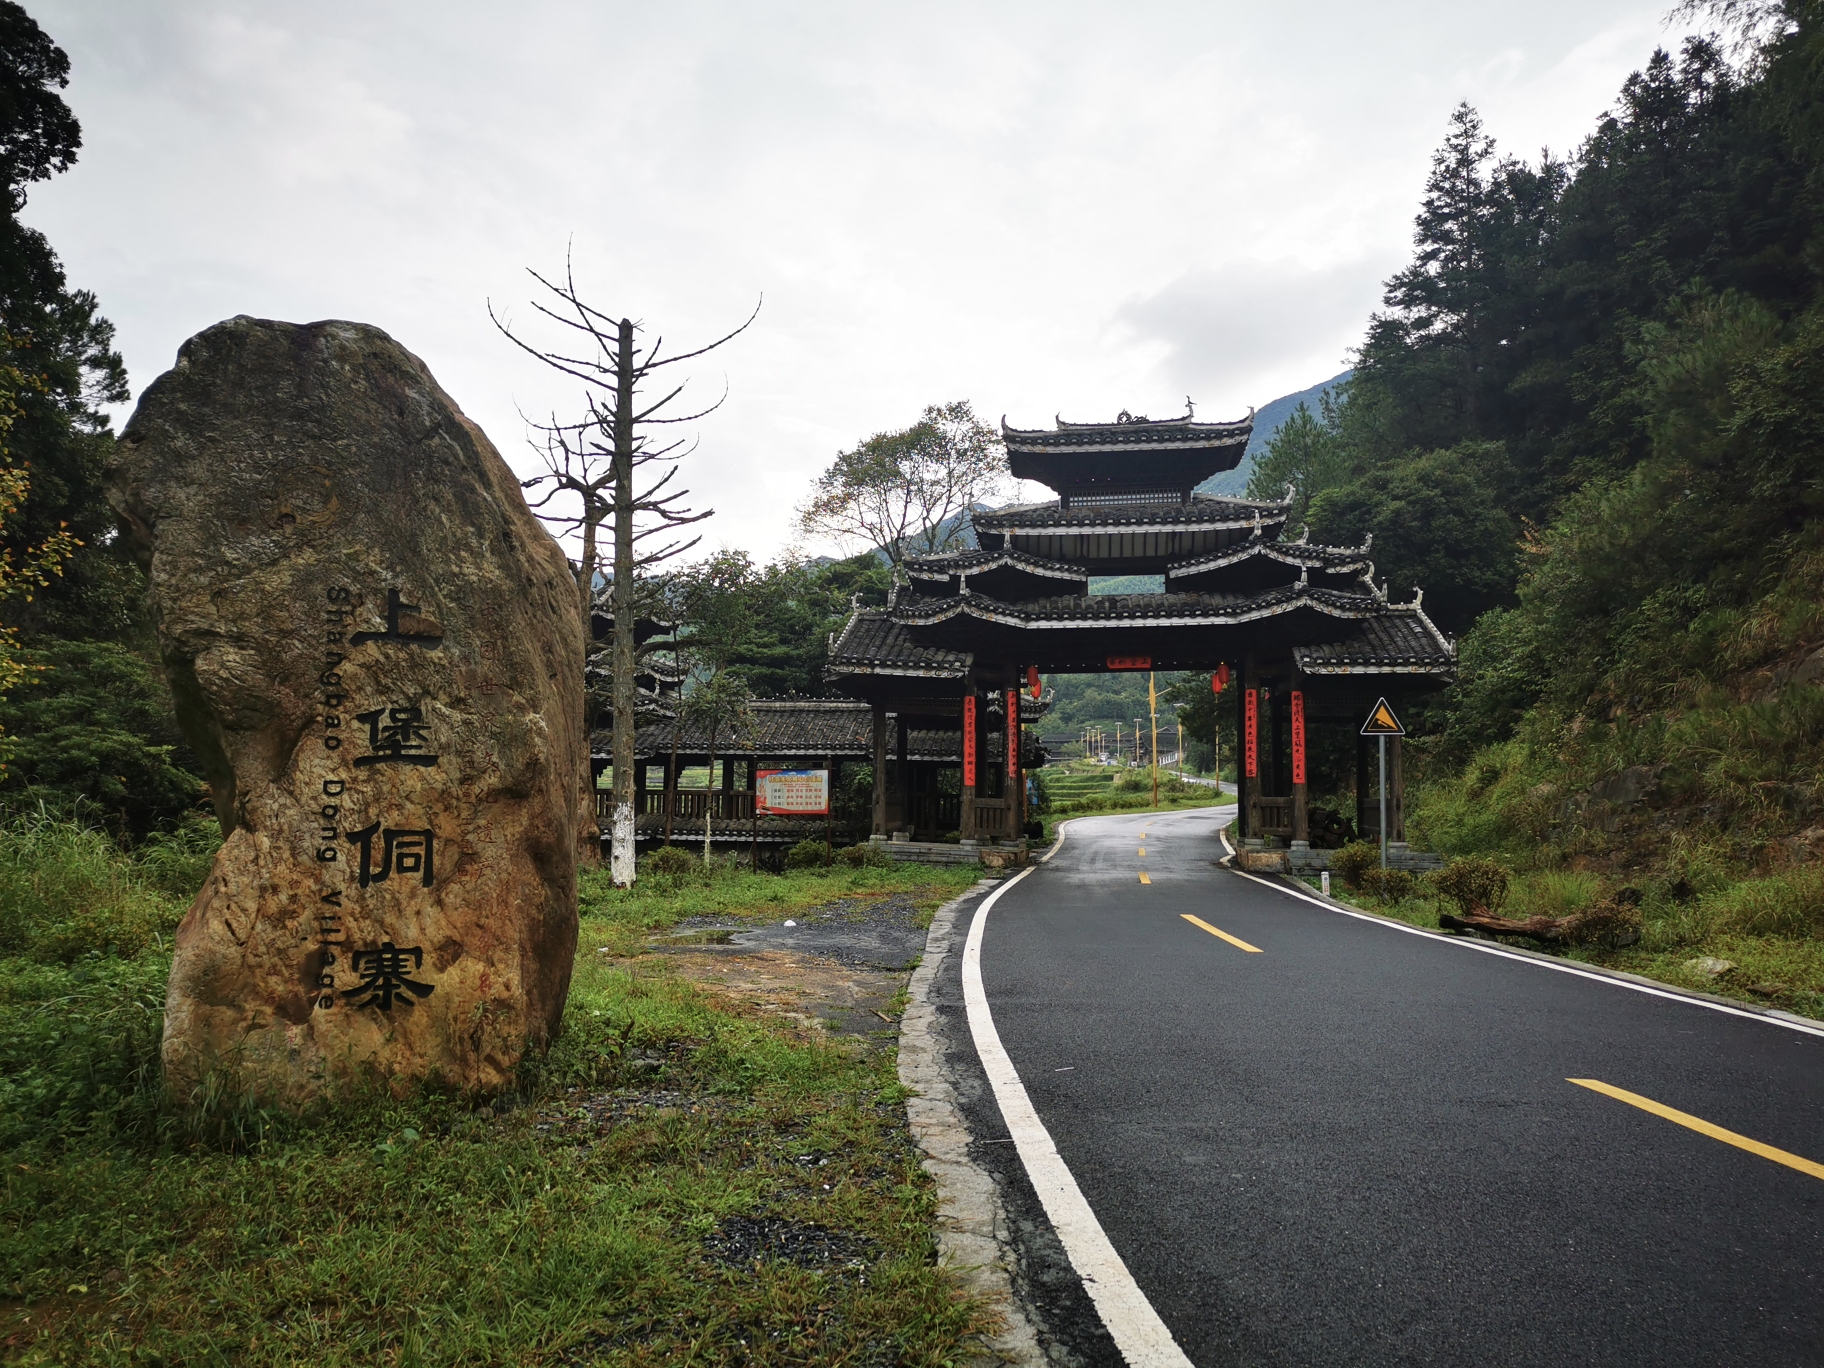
[1109,259,1393,412]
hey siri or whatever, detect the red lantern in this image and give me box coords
[1026,665,1041,699]
[1213,663,1230,694]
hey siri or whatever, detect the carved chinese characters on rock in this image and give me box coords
[108,316,585,1105]
[312,587,446,1015]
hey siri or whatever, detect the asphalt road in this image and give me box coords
[974,807,1824,1366]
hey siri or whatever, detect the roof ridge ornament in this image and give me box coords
[1298,523,1310,544]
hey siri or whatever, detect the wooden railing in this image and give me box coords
[599,791,757,822]
[908,794,961,834]
[1250,795,1293,837]
[973,798,1009,836]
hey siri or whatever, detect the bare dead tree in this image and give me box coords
[492,256,758,885]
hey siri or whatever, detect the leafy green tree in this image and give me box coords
[675,552,760,857]
[1306,443,1517,635]
[0,4,203,838]
[0,3,133,638]
[797,401,1006,563]
[1245,397,1349,525]
[0,639,201,836]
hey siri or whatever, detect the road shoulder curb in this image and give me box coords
[900,879,1046,1367]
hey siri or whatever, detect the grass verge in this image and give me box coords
[0,821,993,1366]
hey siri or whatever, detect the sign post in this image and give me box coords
[1360,698,1406,869]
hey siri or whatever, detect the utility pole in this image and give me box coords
[1147,674,1159,808]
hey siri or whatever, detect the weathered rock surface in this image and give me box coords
[108,316,584,1103]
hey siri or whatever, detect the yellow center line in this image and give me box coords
[1138,847,1146,856]
[1181,913,1262,953]
[1138,872,1151,884]
[1569,1078,1824,1182]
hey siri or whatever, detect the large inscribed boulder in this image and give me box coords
[108,316,584,1103]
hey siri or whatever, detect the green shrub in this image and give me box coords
[1331,841,1379,890]
[837,843,895,868]
[1430,857,1510,917]
[1359,867,1417,902]
[1571,889,1645,948]
[785,839,833,869]
[639,845,701,880]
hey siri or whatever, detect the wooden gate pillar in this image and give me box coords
[1005,671,1023,840]
[960,679,979,841]
[870,703,887,836]
[1238,654,1256,839]
[1290,681,1309,843]
[895,713,909,832]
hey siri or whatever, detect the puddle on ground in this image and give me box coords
[649,891,944,1040]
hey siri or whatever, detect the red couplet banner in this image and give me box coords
[1006,690,1020,777]
[1244,688,1259,778]
[1290,690,1307,786]
[962,696,977,788]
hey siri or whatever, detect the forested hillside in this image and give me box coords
[1243,5,1824,991]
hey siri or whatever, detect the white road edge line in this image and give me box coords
[964,855,1195,1367]
[1216,824,1824,1041]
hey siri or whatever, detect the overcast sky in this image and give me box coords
[27,0,1700,563]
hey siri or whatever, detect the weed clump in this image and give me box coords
[837,842,896,868]
[639,844,703,882]
[0,810,215,963]
[1697,868,1824,938]
[1358,867,1416,902]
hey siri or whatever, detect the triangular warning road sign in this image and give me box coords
[1361,697,1406,736]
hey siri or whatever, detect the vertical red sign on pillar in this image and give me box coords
[1006,690,1019,777]
[1290,690,1307,785]
[1244,688,1259,778]
[962,696,977,788]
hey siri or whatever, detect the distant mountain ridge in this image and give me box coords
[1196,369,1351,499]
[1085,370,1352,593]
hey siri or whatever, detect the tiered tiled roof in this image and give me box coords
[974,494,1288,534]
[1293,610,1454,674]
[820,401,1453,685]
[598,700,877,762]
[1001,408,1254,502]
[827,612,972,678]
[890,584,1402,629]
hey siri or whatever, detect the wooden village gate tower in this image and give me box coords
[825,406,1456,846]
